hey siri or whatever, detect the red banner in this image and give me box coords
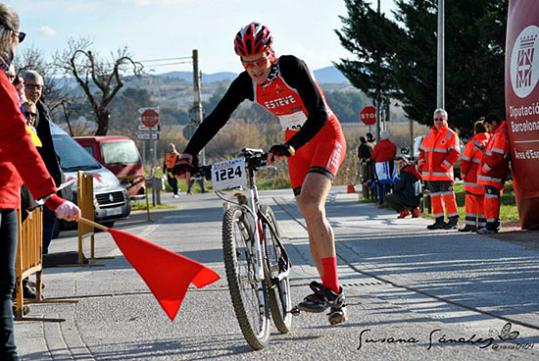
[506,0,539,229]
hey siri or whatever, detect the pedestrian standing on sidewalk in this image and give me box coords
[163,143,181,198]
[21,70,72,256]
[1,5,81,360]
[357,136,374,200]
[459,120,490,232]
[385,153,422,218]
[477,114,510,234]
[371,130,396,207]
[418,108,461,229]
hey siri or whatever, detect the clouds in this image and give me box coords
[39,25,57,37]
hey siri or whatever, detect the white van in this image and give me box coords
[50,123,131,234]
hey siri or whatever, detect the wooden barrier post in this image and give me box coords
[15,207,43,319]
[77,171,95,264]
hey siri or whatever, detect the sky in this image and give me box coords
[5,0,396,74]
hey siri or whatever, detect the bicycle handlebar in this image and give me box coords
[197,148,268,180]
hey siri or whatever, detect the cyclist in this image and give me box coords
[175,22,348,324]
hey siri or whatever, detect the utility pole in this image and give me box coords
[192,49,205,164]
[375,0,382,141]
[437,0,445,109]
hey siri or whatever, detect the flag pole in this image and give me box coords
[78,217,110,232]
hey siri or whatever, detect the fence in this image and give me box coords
[14,207,43,319]
[77,171,95,264]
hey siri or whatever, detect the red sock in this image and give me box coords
[321,257,340,293]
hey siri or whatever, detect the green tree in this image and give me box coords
[337,0,507,134]
[335,0,402,129]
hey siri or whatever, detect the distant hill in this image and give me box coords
[157,65,349,85]
[158,71,237,83]
[313,66,349,84]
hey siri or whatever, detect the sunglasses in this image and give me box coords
[241,55,271,70]
[434,117,445,121]
[24,111,37,118]
[16,31,26,43]
[6,26,26,43]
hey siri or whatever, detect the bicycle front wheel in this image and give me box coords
[261,205,292,334]
[222,207,270,350]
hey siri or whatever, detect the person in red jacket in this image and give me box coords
[459,120,490,232]
[371,130,397,207]
[477,114,510,234]
[418,108,461,229]
[0,5,81,360]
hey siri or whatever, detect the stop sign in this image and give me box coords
[141,108,160,128]
[360,106,376,126]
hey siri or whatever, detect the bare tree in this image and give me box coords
[54,39,143,135]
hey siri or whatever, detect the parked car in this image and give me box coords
[74,136,146,198]
[50,123,131,235]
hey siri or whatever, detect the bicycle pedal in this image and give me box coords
[289,305,301,316]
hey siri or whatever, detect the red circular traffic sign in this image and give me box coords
[360,106,376,126]
[141,109,160,128]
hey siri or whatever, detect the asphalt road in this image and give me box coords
[15,186,539,360]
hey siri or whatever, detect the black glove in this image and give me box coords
[173,156,196,176]
[269,144,295,157]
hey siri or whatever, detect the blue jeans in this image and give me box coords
[0,209,20,360]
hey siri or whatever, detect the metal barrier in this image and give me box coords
[77,171,95,264]
[14,207,43,319]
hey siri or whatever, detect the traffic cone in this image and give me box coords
[347,183,356,193]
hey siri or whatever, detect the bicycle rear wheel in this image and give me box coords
[261,205,292,334]
[222,207,270,350]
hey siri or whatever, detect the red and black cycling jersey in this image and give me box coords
[184,55,335,155]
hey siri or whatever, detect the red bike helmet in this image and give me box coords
[234,22,273,57]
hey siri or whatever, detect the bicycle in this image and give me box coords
[200,148,293,350]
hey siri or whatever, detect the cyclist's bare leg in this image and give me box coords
[296,173,335,274]
[301,217,323,275]
[295,172,347,323]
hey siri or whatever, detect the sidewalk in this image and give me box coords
[14,187,539,360]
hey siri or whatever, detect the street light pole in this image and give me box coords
[437,0,445,109]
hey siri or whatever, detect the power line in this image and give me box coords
[136,56,192,63]
[145,61,192,67]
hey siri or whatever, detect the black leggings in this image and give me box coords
[0,209,20,360]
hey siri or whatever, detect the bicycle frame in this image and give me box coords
[212,150,291,285]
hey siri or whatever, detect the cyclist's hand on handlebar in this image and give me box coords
[268,144,295,165]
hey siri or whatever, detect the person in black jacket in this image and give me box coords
[357,136,375,200]
[21,70,71,257]
[385,154,423,218]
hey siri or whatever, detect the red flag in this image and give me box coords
[108,228,220,320]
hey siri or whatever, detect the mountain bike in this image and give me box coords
[200,148,293,350]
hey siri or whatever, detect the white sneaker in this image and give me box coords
[173,194,180,199]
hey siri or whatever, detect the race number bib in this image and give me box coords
[211,158,247,191]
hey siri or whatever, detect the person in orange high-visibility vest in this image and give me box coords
[418,108,461,230]
[459,120,490,232]
[477,114,510,234]
[163,143,181,198]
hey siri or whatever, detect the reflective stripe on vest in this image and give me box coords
[478,174,502,183]
[464,182,483,189]
[423,171,453,178]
